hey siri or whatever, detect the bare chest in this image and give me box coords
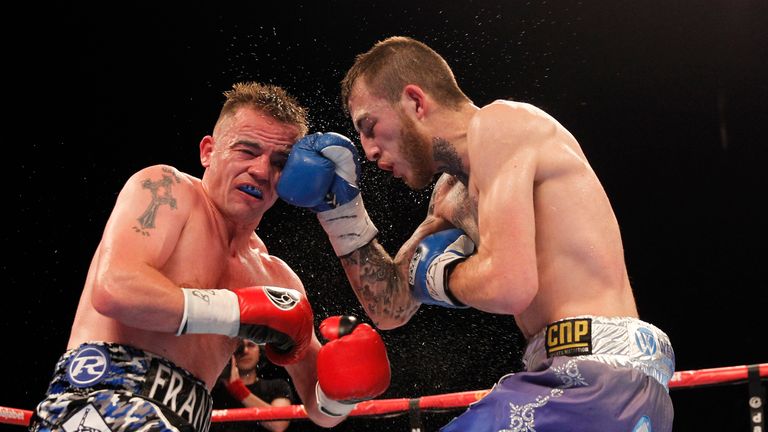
[164,237,289,291]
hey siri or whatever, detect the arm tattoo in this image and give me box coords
[341,241,419,326]
[133,173,178,236]
[162,166,182,183]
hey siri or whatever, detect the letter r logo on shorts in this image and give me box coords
[67,345,110,388]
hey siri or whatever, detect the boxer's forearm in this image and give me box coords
[285,341,342,428]
[449,248,537,315]
[260,397,291,432]
[340,240,419,330]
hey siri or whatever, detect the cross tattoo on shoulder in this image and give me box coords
[133,173,179,236]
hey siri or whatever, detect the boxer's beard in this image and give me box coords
[398,112,434,190]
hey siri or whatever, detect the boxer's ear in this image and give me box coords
[402,84,428,120]
[200,135,214,167]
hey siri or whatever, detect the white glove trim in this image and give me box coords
[316,382,356,418]
[177,288,240,336]
[317,195,379,256]
[320,145,358,185]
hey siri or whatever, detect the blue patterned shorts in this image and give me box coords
[30,342,213,432]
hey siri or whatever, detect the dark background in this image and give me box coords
[4,2,767,431]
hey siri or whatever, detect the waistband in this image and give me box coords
[54,341,212,432]
[523,316,675,390]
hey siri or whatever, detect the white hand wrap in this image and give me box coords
[176,288,240,336]
[316,382,356,418]
[317,195,378,256]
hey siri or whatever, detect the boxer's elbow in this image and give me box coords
[373,316,409,331]
[356,285,417,331]
[487,271,538,315]
[362,299,418,331]
[91,270,131,319]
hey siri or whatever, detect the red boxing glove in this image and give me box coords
[234,287,314,366]
[177,286,314,367]
[316,316,390,417]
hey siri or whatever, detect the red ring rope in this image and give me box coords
[2,363,765,425]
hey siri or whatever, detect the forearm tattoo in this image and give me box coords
[341,242,419,326]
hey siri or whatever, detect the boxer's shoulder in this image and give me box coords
[123,164,200,204]
[244,239,304,293]
[129,164,192,184]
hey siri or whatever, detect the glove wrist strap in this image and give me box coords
[425,254,469,307]
[316,382,356,417]
[317,195,378,256]
[177,288,239,336]
[443,261,467,307]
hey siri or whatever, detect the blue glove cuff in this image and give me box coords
[317,195,379,256]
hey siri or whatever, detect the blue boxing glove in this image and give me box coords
[277,132,378,256]
[277,132,358,212]
[408,228,475,308]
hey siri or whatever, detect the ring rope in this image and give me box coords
[2,363,765,426]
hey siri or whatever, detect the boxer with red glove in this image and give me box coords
[176,286,314,365]
[315,316,391,417]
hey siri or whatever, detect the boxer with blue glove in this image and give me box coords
[331,37,676,432]
[408,228,474,308]
[277,132,378,257]
[278,131,476,311]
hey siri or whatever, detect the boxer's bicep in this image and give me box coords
[91,165,195,325]
[464,105,540,312]
[474,136,537,263]
[101,165,192,270]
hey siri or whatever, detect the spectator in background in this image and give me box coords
[212,339,294,432]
